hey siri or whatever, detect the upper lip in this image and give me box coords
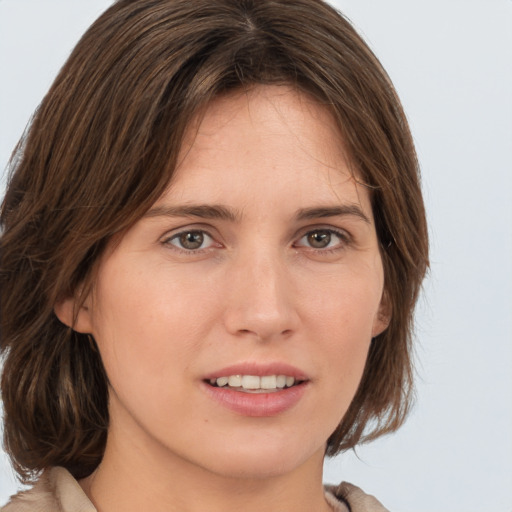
[203,362,309,381]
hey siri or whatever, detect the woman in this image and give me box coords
[0,0,428,511]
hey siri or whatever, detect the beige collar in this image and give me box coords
[3,468,388,512]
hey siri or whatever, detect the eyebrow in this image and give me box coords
[295,205,371,224]
[144,203,370,224]
[144,204,241,222]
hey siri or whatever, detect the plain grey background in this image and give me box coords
[1,1,511,511]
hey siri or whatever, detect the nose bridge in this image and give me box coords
[224,244,297,340]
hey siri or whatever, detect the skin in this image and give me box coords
[57,85,389,512]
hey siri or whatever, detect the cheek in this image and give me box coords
[308,269,383,394]
[301,289,376,444]
[88,262,202,389]
[308,269,384,338]
[88,257,232,406]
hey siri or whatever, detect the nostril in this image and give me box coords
[235,327,294,340]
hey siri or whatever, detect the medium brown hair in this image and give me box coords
[0,0,428,482]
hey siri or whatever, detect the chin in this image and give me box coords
[195,438,325,480]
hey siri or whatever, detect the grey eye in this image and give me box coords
[307,230,332,248]
[180,232,204,249]
[169,231,211,250]
[295,228,348,251]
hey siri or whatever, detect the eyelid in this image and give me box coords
[160,225,222,253]
[293,226,352,250]
[159,222,218,240]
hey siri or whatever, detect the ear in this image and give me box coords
[371,289,392,338]
[54,294,94,334]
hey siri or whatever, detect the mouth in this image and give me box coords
[206,374,306,393]
[202,365,309,416]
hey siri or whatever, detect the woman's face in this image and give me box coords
[70,85,388,480]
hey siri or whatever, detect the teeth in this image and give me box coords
[241,375,261,389]
[260,375,277,389]
[211,374,298,390]
[216,376,229,387]
[276,375,286,388]
[228,375,242,387]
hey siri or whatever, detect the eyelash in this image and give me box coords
[162,230,218,255]
[294,228,351,253]
[161,227,351,255]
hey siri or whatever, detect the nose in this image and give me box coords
[223,250,299,341]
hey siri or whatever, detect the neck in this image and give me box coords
[80,431,332,512]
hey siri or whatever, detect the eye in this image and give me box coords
[165,230,215,251]
[295,228,348,250]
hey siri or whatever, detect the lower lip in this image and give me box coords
[202,382,308,417]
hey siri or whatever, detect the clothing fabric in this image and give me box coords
[1,467,389,512]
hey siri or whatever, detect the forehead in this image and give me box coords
[155,85,371,218]
[179,86,350,172]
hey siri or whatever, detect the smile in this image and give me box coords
[208,375,302,392]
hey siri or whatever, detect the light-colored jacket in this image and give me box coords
[2,467,389,512]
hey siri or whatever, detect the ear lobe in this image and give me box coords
[54,296,93,334]
[371,290,392,338]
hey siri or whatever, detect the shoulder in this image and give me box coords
[1,468,95,512]
[1,472,57,512]
[4,472,387,512]
[325,482,390,512]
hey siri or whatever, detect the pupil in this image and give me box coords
[308,231,330,248]
[180,232,204,250]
